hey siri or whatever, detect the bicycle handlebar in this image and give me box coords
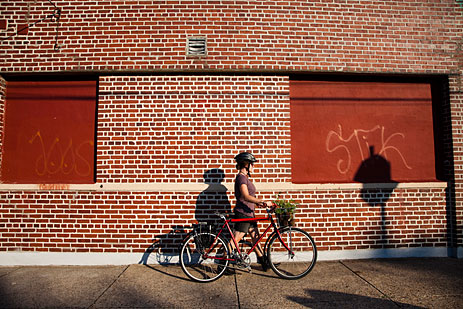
[214,203,277,219]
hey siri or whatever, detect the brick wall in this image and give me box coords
[0,1,461,74]
[0,76,5,172]
[0,0,462,261]
[451,91,463,249]
[0,187,447,255]
[0,74,453,259]
[97,75,291,183]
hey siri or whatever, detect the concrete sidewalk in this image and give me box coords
[0,258,462,308]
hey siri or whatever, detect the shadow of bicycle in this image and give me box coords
[139,225,188,265]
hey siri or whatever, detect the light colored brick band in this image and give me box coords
[0,182,447,192]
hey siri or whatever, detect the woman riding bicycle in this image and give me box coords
[232,152,273,270]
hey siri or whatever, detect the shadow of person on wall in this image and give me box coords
[139,169,232,268]
[195,169,232,229]
[354,146,398,245]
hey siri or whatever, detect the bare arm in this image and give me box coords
[239,184,272,207]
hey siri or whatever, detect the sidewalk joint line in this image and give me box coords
[0,266,23,279]
[339,261,400,308]
[234,272,241,309]
[87,264,130,309]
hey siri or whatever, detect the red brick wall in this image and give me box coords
[0,1,461,74]
[0,0,462,259]
[451,91,463,249]
[0,76,5,175]
[0,188,447,254]
[97,75,291,183]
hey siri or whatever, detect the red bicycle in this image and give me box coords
[179,207,317,282]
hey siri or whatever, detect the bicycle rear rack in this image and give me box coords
[192,221,211,234]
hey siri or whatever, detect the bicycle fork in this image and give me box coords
[275,227,296,259]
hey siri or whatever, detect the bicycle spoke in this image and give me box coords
[180,232,229,282]
[267,227,317,280]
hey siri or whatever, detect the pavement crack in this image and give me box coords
[234,273,241,309]
[0,266,23,279]
[87,264,130,309]
[339,261,401,308]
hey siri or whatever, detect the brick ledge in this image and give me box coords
[0,181,448,192]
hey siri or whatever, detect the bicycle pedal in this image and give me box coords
[229,264,251,273]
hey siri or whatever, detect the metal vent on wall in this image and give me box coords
[187,37,207,56]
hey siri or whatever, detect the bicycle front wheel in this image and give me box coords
[267,227,317,280]
[179,232,229,283]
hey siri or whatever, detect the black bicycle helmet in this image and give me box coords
[234,152,257,163]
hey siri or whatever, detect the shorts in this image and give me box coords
[233,211,257,233]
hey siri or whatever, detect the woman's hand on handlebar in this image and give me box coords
[260,201,273,208]
[261,201,277,213]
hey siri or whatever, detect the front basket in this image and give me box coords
[276,213,295,227]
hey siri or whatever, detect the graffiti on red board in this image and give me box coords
[325,125,412,175]
[38,184,70,190]
[28,131,93,177]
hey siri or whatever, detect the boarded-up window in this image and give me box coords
[1,80,97,184]
[290,80,436,183]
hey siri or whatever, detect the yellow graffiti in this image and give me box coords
[326,125,412,175]
[28,131,94,177]
[38,184,70,190]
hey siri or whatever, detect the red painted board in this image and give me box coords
[1,80,97,184]
[290,80,436,183]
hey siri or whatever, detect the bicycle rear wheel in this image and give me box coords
[267,227,317,280]
[179,232,229,283]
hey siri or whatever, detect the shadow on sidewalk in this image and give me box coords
[288,289,424,308]
[143,264,191,282]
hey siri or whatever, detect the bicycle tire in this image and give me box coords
[179,232,229,283]
[267,227,317,280]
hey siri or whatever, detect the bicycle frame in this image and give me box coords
[203,212,293,262]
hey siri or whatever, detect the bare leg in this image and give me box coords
[229,230,245,252]
[249,227,269,271]
[249,227,264,257]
